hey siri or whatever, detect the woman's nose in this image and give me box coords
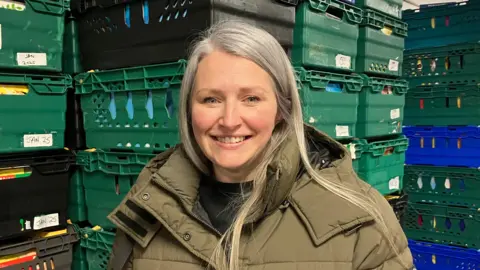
[219,102,242,129]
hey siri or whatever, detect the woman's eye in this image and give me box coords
[245,96,260,103]
[203,97,218,104]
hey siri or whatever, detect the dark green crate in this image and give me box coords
[405,165,480,209]
[79,227,115,270]
[77,150,155,229]
[0,0,70,72]
[292,0,362,72]
[75,60,186,152]
[403,2,480,50]
[404,43,480,88]
[357,75,408,138]
[296,67,362,139]
[404,84,480,126]
[404,202,480,248]
[357,9,407,77]
[355,0,402,18]
[357,135,408,195]
[0,73,72,153]
[69,170,87,223]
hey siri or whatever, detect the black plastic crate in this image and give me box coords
[385,192,408,224]
[77,0,296,70]
[0,150,75,240]
[0,226,79,269]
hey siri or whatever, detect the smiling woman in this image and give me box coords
[106,21,413,270]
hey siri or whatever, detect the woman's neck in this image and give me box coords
[213,165,254,183]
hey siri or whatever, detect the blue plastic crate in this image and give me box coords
[409,239,480,270]
[404,126,480,168]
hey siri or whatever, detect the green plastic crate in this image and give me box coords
[79,227,115,270]
[405,165,480,208]
[404,84,480,126]
[355,0,402,18]
[69,170,88,223]
[292,0,362,72]
[403,2,480,50]
[357,75,408,138]
[296,67,363,139]
[357,9,407,77]
[76,150,155,229]
[75,60,186,152]
[0,73,72,153]
[404,202,480,248]
[357,135,408,195]
[404,43,480,88]
[0,0,70,72]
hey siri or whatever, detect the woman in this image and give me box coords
[107,21,413,270]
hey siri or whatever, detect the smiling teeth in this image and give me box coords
[216,137,246,144]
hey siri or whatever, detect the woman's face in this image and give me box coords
[191,50,278,178]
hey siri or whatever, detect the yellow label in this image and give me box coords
[0,84,28,95]
[431,17,436,29]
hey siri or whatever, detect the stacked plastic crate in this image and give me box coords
[0,0,80,269]
[65,1,297,269]
[402,1,480,269]
[291,0,409,200]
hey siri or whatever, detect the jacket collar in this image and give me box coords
[147,129,301,222]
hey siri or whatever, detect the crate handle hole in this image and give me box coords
[430,176,436,190]
[445,57,451,70]
[145,90,154,119]
[126,92,134,120]
[124,4,131,28]
[115,175,120,195]
[383,147,394,156]
[459,219,466,231]
[431,254,436,264]
[417,59,422,71]
[444,177,451,189]
[430,59,437,72]
[417,176,423,189]
[457,138,462,149]
[445,217,451,229]
[142,0,150,24]
[417,214,423,226]
[459,179,466,191]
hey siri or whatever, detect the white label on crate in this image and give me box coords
[388,59,399,71]
[389,176,400,190]
[33,213,59,230]
[335,125,350,137]
[0,24,2,50]
[17,53,47,66]
[23,134,53,148]
[348,143,357,159]
[25,220,31,230]
[335,54,351,69]
[390,108,400,119]
[0,0,26,11]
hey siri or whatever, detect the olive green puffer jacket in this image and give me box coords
[107,127,413,270]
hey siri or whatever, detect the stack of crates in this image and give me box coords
[402,1,480,269]
[291,0,409,197]
[65,0,298,269]
[0,0,80,268]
